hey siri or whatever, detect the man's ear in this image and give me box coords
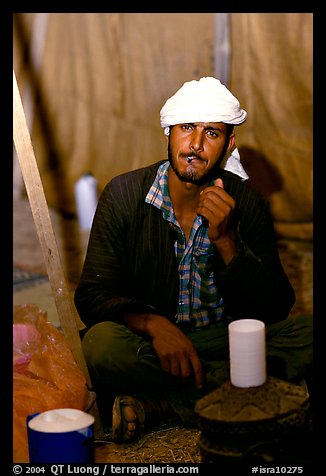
[227,133,236,153]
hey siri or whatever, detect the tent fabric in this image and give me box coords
[230,13,312,238]
[13,13,312,239]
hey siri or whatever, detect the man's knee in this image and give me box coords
[82,320,147,371]
[82,321,125,365]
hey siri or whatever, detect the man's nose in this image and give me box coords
[190,130,204,152]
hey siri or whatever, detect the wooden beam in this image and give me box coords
[13,70,92,388]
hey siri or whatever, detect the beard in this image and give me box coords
[168,141,227,186]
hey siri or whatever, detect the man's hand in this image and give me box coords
[196,178,237,264]
[123,313,204,389]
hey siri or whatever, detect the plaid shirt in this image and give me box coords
[145,161,224,328]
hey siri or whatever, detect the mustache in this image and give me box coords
[181,151,204,162]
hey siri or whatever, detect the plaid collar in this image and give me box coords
[145,161,174,222]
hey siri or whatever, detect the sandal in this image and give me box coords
[111,395,175,444]
[112,395,145,443]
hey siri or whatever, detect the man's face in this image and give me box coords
[168,122,234,186]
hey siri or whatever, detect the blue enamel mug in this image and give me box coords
[27,408,95,463]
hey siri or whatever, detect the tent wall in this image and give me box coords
[13,13,312,240]
[231,13,312,239]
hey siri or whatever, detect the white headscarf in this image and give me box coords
[160,77,249,180]
[160,77,247,128]
[221,147,249,181]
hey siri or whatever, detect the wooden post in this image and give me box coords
[13,69,92,388]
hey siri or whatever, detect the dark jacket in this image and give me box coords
[74,160,295,328]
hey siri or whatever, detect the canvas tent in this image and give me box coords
[13,13,312,240]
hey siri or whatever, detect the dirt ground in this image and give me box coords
[13,195,313,464]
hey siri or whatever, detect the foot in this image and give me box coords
[119,403,137,440]
[112,395,145,443]
[111,394,175,444]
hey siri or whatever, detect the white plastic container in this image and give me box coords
[228,319,266,388]
[74,172,98,230]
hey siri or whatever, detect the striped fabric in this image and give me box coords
[145,162,224,328]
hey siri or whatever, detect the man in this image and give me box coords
[74,77,312,444]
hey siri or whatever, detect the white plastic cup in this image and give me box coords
[228,319,266,388]
[74,172,98,230]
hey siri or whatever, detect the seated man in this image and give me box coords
[74,77,313,443]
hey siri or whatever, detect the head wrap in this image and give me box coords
[221,147,249,181]
[160,77,247,131]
